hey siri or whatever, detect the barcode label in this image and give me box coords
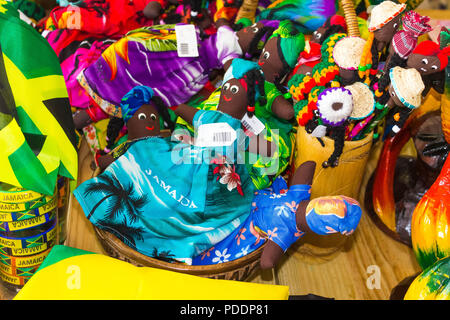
[241,114,265,135]
[213,132,232,143]
[175,25,199,57]
[179,43,190,55]
[195,122,237,147]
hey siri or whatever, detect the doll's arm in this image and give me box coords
[173,104,200,126]
[97,154,115,171]
[247,134,277,157]
[271,95,295,120]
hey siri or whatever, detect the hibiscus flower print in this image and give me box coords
[212,248,231,264]
[285,201,299,213]
[269,193,287,199]
[235,245,251,259]
[235,227,246,245]
[200,246,215,261]
[267,227,278,241]
[218,165,244,196]
[274,205,291,218]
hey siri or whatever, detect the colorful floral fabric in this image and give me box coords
[44,0,154,37]
[45,29,115,109]
[79,24,243,116]
[192,176,311,265]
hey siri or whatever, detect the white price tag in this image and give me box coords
[175,24,199,57]
[195,122,237,147]
[241,114,265,135]
[311,124,327,138]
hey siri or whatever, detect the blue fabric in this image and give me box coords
[74,109,254,264]
[120,86,154,123]
[192,176,311,265]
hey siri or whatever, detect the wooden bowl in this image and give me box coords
[94,226,265,281]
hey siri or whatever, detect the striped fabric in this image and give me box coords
[0,1,78,195]
[392,11,432,58]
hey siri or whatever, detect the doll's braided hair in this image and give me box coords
[243,68,267,118]
[273,43,293,94]
[103,96,175,154]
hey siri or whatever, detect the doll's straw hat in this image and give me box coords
[368,1,406,32]
[345,82,375,120]
[333,36,366,70]
[389,66,425,109]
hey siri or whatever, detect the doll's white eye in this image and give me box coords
[391,90,396,97]
[251,23,257,27]
[263,51,270,59]
[422,58,428,64]
[314,32,321,39]
[138,113,147,120]
[252,27,259,33]
[393,23,398,29]
[431,65,438,70]
[230,85,239,94]
[150,113,157,120]
[306,72,311,75]
[223,83,230,90]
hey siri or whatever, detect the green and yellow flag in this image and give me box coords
[0,1,77,195]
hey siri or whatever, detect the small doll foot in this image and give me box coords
[322,158,339,168]
[304,196,362,236]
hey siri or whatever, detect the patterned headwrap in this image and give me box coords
[392,11,432,58]
[269,20,305,68]
[120,86,154,123]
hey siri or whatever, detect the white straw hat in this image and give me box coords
[389,67,425,109]
[368,1,406,32]
[345,82,375,120]
[333,36,366,70]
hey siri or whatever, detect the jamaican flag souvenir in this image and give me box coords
[0,217,55,239]
[0,1,78,196]
[0,182,46,204]
[0,220,57,256]
[0,270,31,287]
[0,193,57,221]
[0,248,50,269]
[0,210,56,233]
[0,262,39,278]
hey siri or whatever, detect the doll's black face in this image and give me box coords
[407,54,441,76]
[373,16,401,47]
[339,68,358,86]
[311,26,326,44]
[258,37,284,83]
[296,65,313,77]
[126,104,161,140]
[217,78,248,119]
[236,23,265,56]
[387,84,404,108]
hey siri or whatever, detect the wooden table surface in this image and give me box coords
[3,8,448,300]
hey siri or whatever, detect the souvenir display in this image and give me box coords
[0,183,59,292]
[1,0,449,302]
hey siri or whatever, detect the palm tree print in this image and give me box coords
[151,247,176,263]
[96,217,145,250]
[83,174,148,222]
